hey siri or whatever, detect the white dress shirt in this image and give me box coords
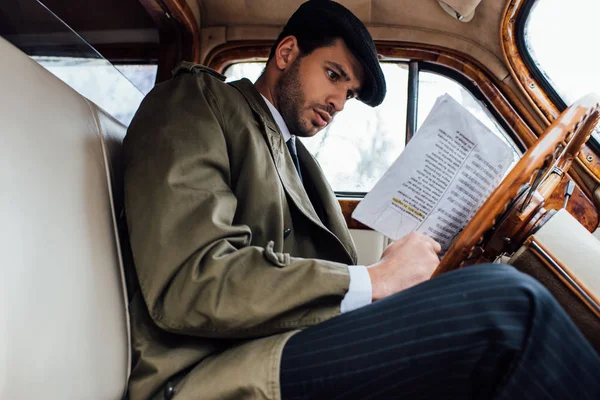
[261,95,372,313]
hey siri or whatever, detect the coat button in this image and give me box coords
[284,228,292,238]
[164,381,175,399]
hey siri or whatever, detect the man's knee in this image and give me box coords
[445,263,545,293]
[377,263,559,337]
[452,264,561,336]
[425,264,559,336]
[475,263,550,293]
[448,264,555,306]
[386,263,555,313]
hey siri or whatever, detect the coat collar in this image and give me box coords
[228,78,357,264]
[260,94,293,143]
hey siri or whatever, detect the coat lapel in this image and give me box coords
[229,79,356,264]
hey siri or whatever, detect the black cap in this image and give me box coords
[277,0,386,107]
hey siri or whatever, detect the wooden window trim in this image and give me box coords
[501,0,559,125]
[138,0,200,82]
[502,0,600,204]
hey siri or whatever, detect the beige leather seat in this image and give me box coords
[0,37,130,399]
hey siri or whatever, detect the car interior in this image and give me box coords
[1,0,600,398]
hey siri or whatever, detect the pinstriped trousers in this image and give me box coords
[280,264,600,399]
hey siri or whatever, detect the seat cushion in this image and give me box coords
[0,37,130,399]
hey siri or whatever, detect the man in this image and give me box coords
[123,1,600,399]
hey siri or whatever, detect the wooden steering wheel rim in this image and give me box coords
[433,93,600,276]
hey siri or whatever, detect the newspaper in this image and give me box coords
[352,94,514,251]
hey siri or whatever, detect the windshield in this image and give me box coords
[524,0,600,144]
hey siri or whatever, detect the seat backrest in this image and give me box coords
[0,37,130,399]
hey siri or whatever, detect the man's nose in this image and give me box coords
[327,90,347,113]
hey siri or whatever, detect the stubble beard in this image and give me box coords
[274,58,314,137]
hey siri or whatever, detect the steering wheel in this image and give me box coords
[433,93,600,277]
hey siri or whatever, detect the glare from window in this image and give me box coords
[525,0,600,142]
[225,63,265,83]
[225,62,409,193]
[114,64,157,95]
[32,56,155,126]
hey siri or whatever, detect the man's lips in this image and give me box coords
[313,108,332,127]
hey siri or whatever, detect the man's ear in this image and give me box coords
[275,36,300,71]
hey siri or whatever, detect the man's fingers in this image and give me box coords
[428,237,442,254]
[388,232,441,254]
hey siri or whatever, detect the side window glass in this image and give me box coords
[225,62,409,193]
[302,63,409,193]
[32,57,156,126]
[224,63,265,83]
[1,0,156,127]
[418,71,521,165]
[114,64,158,96]
[524,0,600,145]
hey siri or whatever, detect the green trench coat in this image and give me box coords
[124,63,359,400]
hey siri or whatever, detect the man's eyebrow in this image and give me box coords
[326,61,351,81]
[326,61,361,97]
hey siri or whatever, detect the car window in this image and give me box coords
[418,71,521,166]
[31,57,156,125]
[114,64,157,96]
[226,61,519,193]
[524,0,600,145]
[0,0,154,126]
[303,63,410,194]
[225,62,410,193]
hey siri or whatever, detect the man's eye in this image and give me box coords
[327,70,339,82]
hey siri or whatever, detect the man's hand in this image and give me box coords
[367,232,442,301]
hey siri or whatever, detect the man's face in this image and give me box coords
[274,38,364,137]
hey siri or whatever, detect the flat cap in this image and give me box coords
[279,0,386,107]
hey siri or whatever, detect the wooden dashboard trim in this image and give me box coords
[339,199,369,230]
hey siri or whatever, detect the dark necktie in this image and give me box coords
[286,138,302,182]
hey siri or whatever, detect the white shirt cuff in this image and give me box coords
[340,265,373,313]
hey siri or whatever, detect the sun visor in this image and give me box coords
[437,0,482,22]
